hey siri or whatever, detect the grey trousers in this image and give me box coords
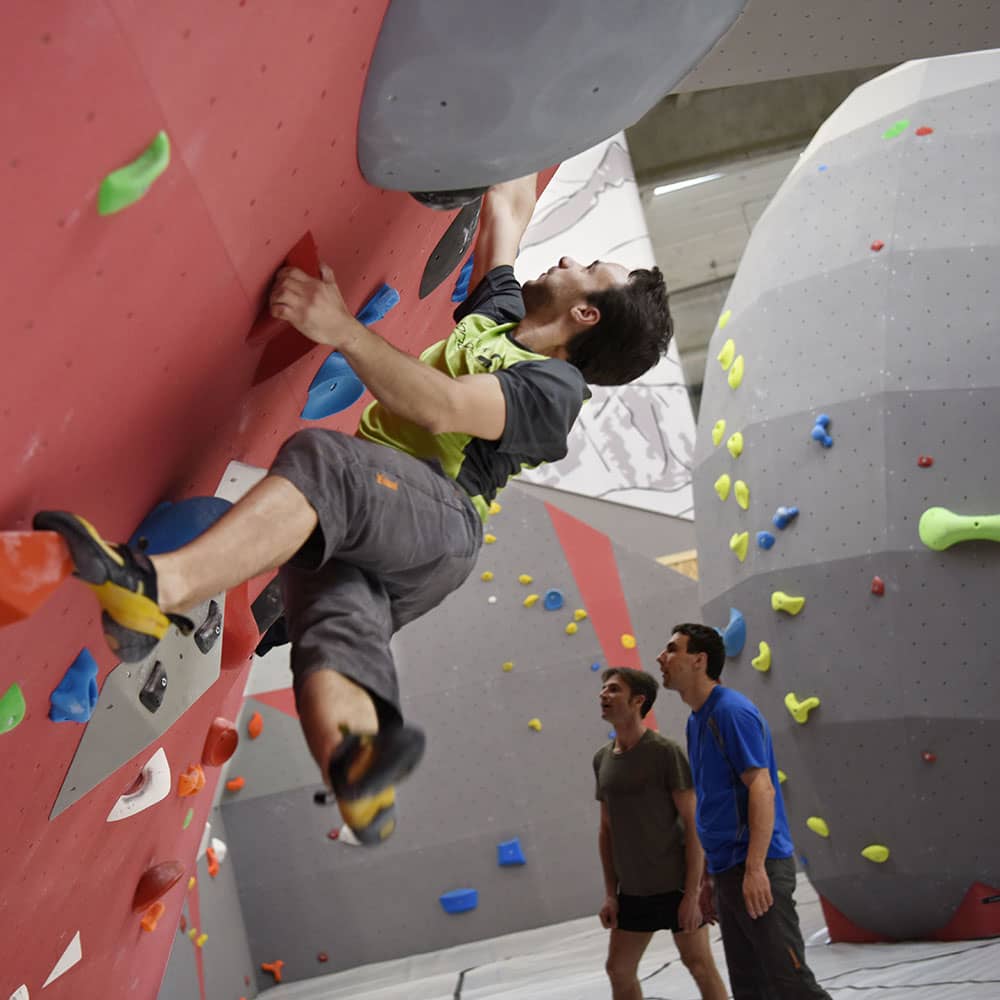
[714,857,831,999]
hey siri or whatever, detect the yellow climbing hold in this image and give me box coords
[777,769,787,784]
[729,531,749,562]
[481,571,494,582]
[714,474,732,501]
[489,501,502,515]
[734,479,750,510]
[718,309,732,330]
[573,608,588,621]
[195,933,208,948]
[187,927,198,940]
[717,338,736,371]
[771,591,806,615]
[785,692,821,724]
[188,877,197,890]
[528,718,542,732]
[484,533,497,544]
[518,574,533,585]
[711,419,726,447]
[728,355,745,389]
[727,432,744,458]
[806,816,830,838]
[502,661,514,672]
[620,633,636,649]
[565,622,578,635]
[861,844,890,864]
[523,594,540,608]
[751,641,771,672]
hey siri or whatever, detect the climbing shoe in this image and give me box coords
[319,723,426,845]
[32,511,193,662]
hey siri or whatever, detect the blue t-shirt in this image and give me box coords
[686,685,795,874]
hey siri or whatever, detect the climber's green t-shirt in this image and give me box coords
[357,266,590,521]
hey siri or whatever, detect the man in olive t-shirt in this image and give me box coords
[594,668,728,1000]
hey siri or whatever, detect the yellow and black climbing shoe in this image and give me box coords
[32,511,193,663]
[320,723,426,846]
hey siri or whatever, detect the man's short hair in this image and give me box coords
[601,667,659,717]
[672,623,726,681]
[567,267,673,385]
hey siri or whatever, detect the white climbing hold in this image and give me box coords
[107,747,171,822]
[209,837,228,864]
[42,931,82,988]
[197,821,212,861]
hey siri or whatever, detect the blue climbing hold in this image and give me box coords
[50,648,99,723]
[302,352,366,420]
[497,837,526,867]
[355,283,400,326]
[721,608,746,657]
[811,413,833,448]
[451,254,475,303]
[818,164,828,172]
[591,662,601,672]
[815,414,831,429]
[543,589,564,611]
[608,730,616,740]
[757,530,776,550]
[772,506,800,530]
[439,888,478,914]
[129,497,233,556]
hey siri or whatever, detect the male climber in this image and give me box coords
[34,173,673,844]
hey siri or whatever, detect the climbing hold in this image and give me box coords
[178,764,206,798]
[771,591,805,615]
[261,960,285,983]
[806,816,830,838]
[108,747,172,822]
[882,118,910,139]
[502,661,514,672]
[451,254,475,302]
[591,662,601,672]
[717,338,736,370]
[225,776,246,793]
[355,283,401,327]
[195,933,208,948]
[718,309,732,330]
[565,622,578,635]
[861,844,890,864]
[711,419,726,447]
[247,711,264,740]
[757,531,776,550]
[518,574,533,585]
[922,751,937,763]
[523,594,539,608]
[10,986,29,1000]
[620,634,636,650]
[487,595,497,605]
[139,659,168,714]
[484,533,497,544]
[811,413,833,448]
[41,931,82,988]
[301,351,367,421]
[480,571,494,581]
[727,355,745,389]
[777,769,787,784]
[202,717,239,767]
[98,130,171,215]
[734,480,750,510]
[188,877,196,890]
[772,505,799,529]
[497,837,527,866]
[179,916,187,933]
[327,828,340,841]
[785,692,821,724]
[187,928,198,940]
[917,455,934,468]
[871,576,885,596]
[0,529,73,626]
[0,682,27,735]
[870,239,885,252]
[721,608,746,657]
[714,474,732,501]
[918,507,1000,551]
[489,501,502,515]
[129,497,232,556]
[726,432,744,458]
[318,951,329,963]
[915,126,934,136]
[133,860,186,911]
[206,846,220,878]
[140,901,166,933]
[751,641,771,672]
[182,809,193,830]
[573,608,587,621]
[544,589,564,611]
[439,889,478,914]
[528,718,542,731]
[729,531,749,563]
[193,599,223,655]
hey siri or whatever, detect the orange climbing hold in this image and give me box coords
[247,711,264,740]
[178,763,206,797]
[261,959,285,983]
[206,846,220,879]
[225,776,246,793]
[133,860,185,911]
[0,530,73,626]
[140,901,166,932]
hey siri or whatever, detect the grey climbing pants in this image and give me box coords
[714,857,831,999]
[269,429,483,723]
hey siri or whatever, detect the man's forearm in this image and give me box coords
[745,779,776,869]
[598,828,618,896]
[683,832,706,894]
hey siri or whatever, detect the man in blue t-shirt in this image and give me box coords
[658,623,830,999]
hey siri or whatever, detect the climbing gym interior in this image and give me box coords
[1,2,998,999]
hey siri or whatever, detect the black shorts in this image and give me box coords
[617,890,685,933]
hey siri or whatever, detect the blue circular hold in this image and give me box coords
[591,662,601,672]
[815,413,831,428]
[543,589,564,611]
[129,496,233,555]
[757,530,776,550]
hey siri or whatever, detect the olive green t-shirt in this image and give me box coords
[593,729,694,895]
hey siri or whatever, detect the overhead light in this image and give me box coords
[653,172,723,197]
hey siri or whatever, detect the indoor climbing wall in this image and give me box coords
[692,51,1000,941]
[190,484,700,990]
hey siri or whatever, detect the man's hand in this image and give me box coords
[743,865,774,919]
[599,895,619,929]
[698,877,718,925]
[269,263,355,347]
[677,891,703,934]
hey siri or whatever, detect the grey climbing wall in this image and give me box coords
[213,484,699,988]
[692,50,1000,939]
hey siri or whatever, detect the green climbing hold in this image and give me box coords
[0,682,27,734]
[183,808,194,830]
[882,119,910,140]
[919,507,1000,551]
[98,131,171,216]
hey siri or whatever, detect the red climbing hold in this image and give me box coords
[915,126,934,136]
[871,576,885,596]
[202,717,239,767]
[317,952,329,963]
[0,530,73,626]
[133,860,186,911]
[327,827,340,840]
[870,240,885,252]
[918,455,934,468]
[922,751,937,763]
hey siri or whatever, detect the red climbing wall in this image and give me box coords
[0,3,501,997]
